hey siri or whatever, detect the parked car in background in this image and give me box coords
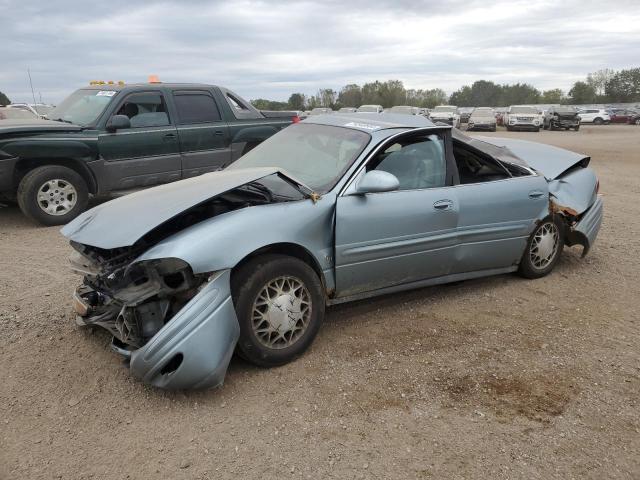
[577,108,610,125]
[459,107,474,123]
[337,107,357,113]
[0,82,299,225]
[608,108,638,124]
[429,105,461,127]
[309,107,333,115]
[388,106,420,115]
[504,105,542,131]
[467,107,497,131]
[627,110,640,125]
[0,107,38,120]
[62,113,603,390]
[356,104,383,113]
[7,103,55,119]
[543,106,580,131]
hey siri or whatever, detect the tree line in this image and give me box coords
[251,67,640,110]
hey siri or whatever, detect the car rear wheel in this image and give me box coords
[593,117,603,125]
[518,217,565,279]
[231,254,325,367]
[17,165,89,226]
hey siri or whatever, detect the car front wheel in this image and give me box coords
[232,254,325,367]
[17,165,89,226]
[518,217,565,279]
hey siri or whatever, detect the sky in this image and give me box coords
[2,0,640,104]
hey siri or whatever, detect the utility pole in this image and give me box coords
[27,68,37,105]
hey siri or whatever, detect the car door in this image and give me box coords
[99,90,181,191]
[451,141,549,274]
[335,133,459,297]
[172,90,232,177]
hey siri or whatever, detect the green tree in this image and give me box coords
[586,68,614,98]
[250,99,289,110]
[337,84,362,107]
[605,68,640,103]
[541,88,564,104]
[0,91,10,105]
[498,83,541,106]
[568,81,596,104]
[312,88,337,108]
[287,93,306,111]
[449,85,473,106]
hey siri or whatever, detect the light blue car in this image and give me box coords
[62,113,603,389]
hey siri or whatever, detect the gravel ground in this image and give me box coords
[1,124,639,479]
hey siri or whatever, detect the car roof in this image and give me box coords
[301,112,439,132]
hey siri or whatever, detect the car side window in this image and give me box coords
[367,135,446,190]
[453,140,512,184]
[115,92,170,128]
[173,92,222,124]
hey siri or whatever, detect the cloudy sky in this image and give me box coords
[3,0,640,104]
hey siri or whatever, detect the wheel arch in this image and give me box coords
[231,242,328,295]
[15,157,98,194]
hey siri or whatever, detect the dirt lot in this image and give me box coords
[1,124,639,479]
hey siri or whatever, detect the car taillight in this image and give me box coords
[292,115,300,123]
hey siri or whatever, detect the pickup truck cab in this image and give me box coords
[0,83,297,225]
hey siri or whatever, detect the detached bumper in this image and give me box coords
[567,196,603,257]
[128,270,239,389]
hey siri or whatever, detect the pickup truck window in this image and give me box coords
[174,92,222,124]
[115,92,170,128]
[48,89,114,126]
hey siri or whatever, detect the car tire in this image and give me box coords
[231,254,325,368]
[506,126,512,132]
[17,165,89,226]
[593,117,603,125]
[574,126,580,131]
[535,127,540,132]
[635,119,640,125]
[518,216,565,279]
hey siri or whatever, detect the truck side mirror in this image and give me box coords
[106,115,131,133]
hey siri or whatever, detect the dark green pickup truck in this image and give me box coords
[0,83,298,225]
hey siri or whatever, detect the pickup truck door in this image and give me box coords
[171,90,232,177]
[335,133,459,297]
[99,90,181,191]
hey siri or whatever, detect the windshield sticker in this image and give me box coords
[344,121,380,131]
[96,91,116,97]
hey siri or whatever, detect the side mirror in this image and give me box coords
[106,114,131,133]
[355,170,399,194]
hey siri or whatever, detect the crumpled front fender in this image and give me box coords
[129,269,239,390]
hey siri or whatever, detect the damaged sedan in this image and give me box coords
[62,113,603,389]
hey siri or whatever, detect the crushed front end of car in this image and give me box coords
[70,242,239,389]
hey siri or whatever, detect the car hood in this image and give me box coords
[61,167,294,249]
[0,118,83,136]
[475,137,590,180]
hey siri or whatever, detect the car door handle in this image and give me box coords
[528,190,545,199]
[163,133,177,141]
[213,130,224,136]
[433,199,453,211]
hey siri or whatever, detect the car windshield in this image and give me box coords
[510,106,538,114]
[33,105,54,116]
[48,89,117,126]
[229,123,370,193]
[433,106,456,113]
[471,108,494,117]
[0,108,36,120]
[554,106,576,113]
[358,106,379,112]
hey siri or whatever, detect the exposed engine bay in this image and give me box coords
[70,175,305,349]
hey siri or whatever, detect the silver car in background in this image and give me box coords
[63,113,603,390]
[467,107,497,131]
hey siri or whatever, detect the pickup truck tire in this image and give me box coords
[231,254,325,368]
[17,165,89,226]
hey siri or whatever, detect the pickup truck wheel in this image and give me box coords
[17,165,89,226]
[518,217,565,279]
[232,254,325,368]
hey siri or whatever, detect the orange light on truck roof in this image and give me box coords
[148,75,161,84]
